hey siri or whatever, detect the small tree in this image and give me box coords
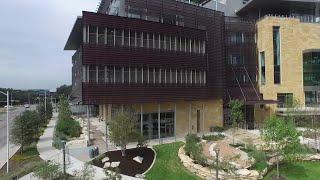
[37,100,53,125]
[104,167,122,180]
[262,116,301,179]
[33,161,64,180]
[74,163,96,180]
[109,110,137,156]
[229,99,244,144]
[10,110,40,152]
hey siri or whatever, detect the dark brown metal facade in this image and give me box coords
[72,1,226,105]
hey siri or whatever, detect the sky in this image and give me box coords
[0,0,98,90]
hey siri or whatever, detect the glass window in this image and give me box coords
[89,26,97,44]
[137,67,142,84]
[98,66,105,83]
[115,29,123,46]
[165,36,170,51]
[124,30,130,47]
[98,27,105,45]
[177,70,182,84]
[106,67,114,83]
[148,33,154,49]
[89,66,96,83]
[124,67,129,83]
[130,67,135,83]
[155,33,160,49]
[160,35,165,50]
[136,32,143,48]
[143,67,148,83]
[176,37,181,52]
[273,26,281,84]
[181,37,186,52]
[260,52,266,85]
[305,91,317,107]
[155,68,159,84]
[150,68,155,84]
[165,69,170,84]
[161,69,165,84]
[181,70,186,84]
[172,69,177,84]
[107,28,114,45]
[115,67,122,83]
[277,93,293,108]
[130,30,135,47]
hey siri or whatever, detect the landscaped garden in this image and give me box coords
[263,161,320,180]
[146,142,200,180]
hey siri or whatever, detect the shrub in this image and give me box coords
[184,134,201,157]
[56,118,82,138]
[202,134,225,141]
[210,126,225,133]
[33,161,64,180]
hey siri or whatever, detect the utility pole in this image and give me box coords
[87,105,91,146]
[0,90,10,173]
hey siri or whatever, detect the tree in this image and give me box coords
[33,161,64,180]
[229,99,244,144]
[73,163,95,180]
[58,95,72,122]
[37,100,53,125]
[262,116,302,179]
[10,110,40,152]
[109,110,137,156]
[104,167,122,180]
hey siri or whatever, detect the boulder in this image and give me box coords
[102,157,110,163]
[110,161,120,168]
[236,169,251,176]
[103,162,111,169]
[249,170,259,177]
[133,156,144,164]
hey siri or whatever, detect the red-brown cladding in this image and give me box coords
[78,2,226,105]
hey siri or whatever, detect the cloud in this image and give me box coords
[0,0,97,90]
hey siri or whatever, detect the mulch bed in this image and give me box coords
[92,147,155,176]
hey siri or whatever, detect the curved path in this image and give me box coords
[31,113,139,180]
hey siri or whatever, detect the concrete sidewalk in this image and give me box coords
[20,113,138,180]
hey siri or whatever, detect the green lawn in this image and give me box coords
[146,142,200,180]
[263,161,320,180]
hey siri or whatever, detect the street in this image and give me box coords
[0,106,35,149]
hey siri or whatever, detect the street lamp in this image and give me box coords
[214,148,220,180]
[0,90,9,173]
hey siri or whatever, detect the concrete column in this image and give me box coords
[174,103,177,141]
[103,104,107,121]
[202,104,205,134]
[158,104,161,144]
[107,104,112,123]
[140,104,143,134]
[87,105,91,145]
[189,103,192,133]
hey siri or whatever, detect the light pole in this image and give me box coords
[214,148,220,180]
[0,90,9,173]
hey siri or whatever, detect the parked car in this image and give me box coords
[24,104,30,108]
[4,105,13,109]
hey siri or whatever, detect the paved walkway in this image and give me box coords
[20,113,138,180]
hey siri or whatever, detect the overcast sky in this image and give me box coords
[0,0,97,90]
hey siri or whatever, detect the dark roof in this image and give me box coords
[237,0,319,16]
[64,17,83,50]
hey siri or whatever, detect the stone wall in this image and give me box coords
[178,145,260,180]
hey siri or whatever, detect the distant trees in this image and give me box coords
[56,85,72,99]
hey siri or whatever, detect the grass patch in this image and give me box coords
[146,142,200,180]
[0,146,44,179]
[263,161,320,180]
